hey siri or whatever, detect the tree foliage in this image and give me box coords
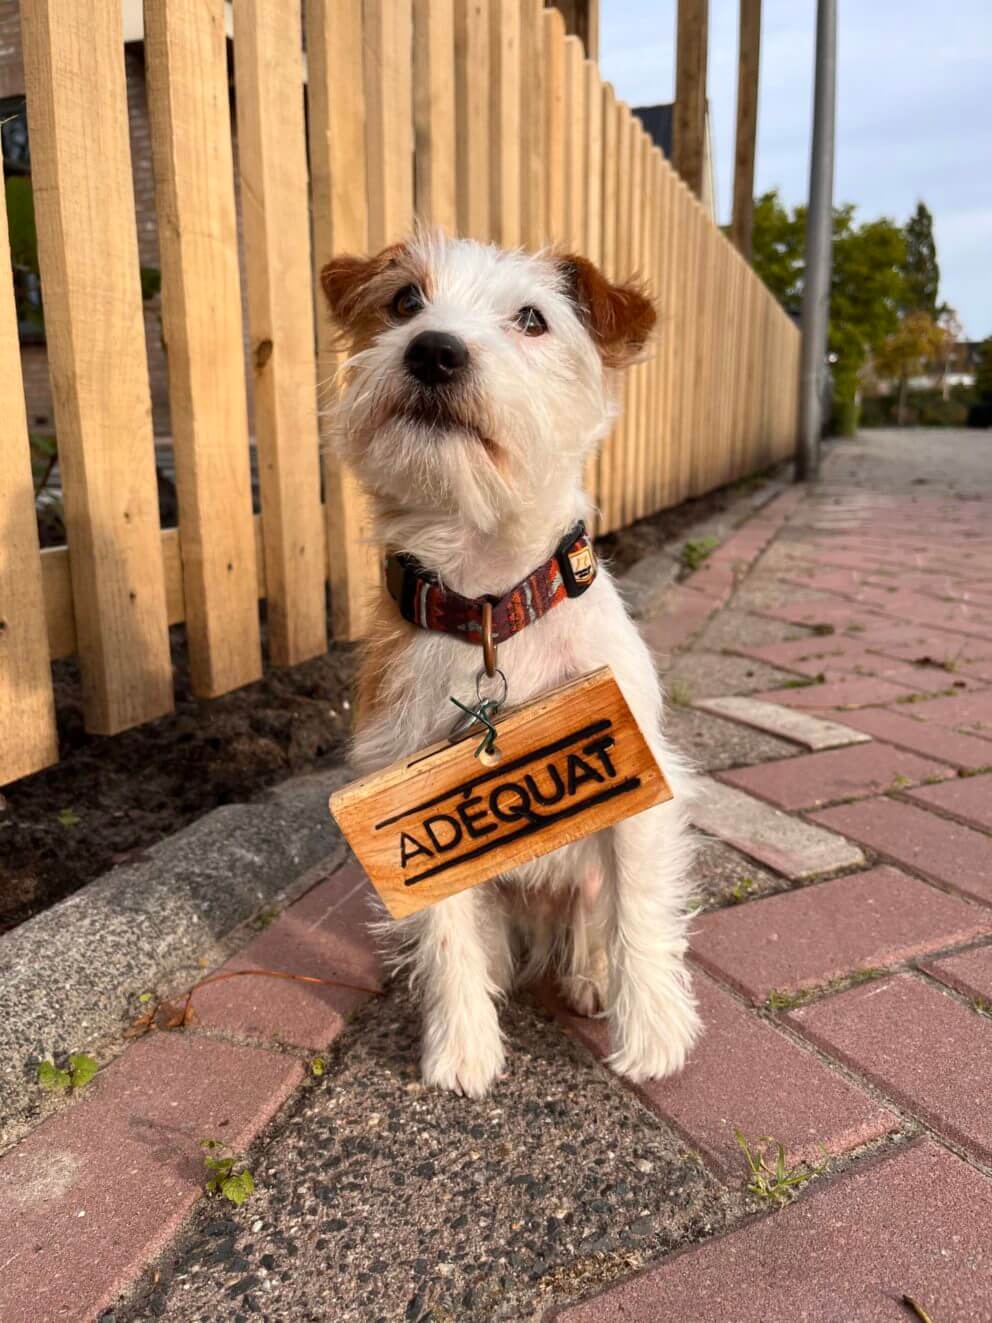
[751,189,907,402]
[902,202,940,316]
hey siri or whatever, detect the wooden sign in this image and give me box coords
[329,667,672,919]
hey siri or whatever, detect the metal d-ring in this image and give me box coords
[481,601,497,678]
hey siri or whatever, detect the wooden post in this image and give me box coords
[490,0,522,247]
[364,0,415,251]
[548,0,599,60]
[543,6,566,240]
[0,181,58,781]
[520,0,547,250]
[414,0,457,231]
[454,0,492,240]
[731,0,761,257]
[674,0,708,199]
[306,0,379,640]
[233,0,328,668]
[144,0,263,698]
[21,0,173,732]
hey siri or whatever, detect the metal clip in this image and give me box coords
[481,601,497,678]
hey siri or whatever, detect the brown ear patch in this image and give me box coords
[558,254,657,369]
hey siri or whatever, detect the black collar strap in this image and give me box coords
[385,521,597,648]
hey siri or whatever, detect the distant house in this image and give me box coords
[634,102,718,221]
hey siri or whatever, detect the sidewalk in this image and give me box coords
[2,429,991,1322]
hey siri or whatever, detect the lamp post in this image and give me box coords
[796,0,837,481]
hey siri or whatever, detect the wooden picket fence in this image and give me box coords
[0,0,799,788]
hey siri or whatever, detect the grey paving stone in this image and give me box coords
[689,838,790,912]
[664,707,800,773]
[693,695,873,751]
[693,607,815,653]
[663,651,798,702]
[691,779,866,880]
[115,991,736,1323]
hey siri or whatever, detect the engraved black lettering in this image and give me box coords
[423,813,463,852]
[523,764,566,807]
[490,782,536,824]
[566,752,604,795]
[456,794,497,840]
[400,831,433,868]
[582,734,617,779]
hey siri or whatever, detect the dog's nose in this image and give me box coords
[404,331,469,387]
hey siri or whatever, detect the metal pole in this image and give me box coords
[796,0,837,482]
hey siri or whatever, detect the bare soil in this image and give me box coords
[0,476,772,932]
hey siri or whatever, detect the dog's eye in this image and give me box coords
[514,306,548,336]
[391,284,424,319]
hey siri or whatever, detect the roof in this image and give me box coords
[633,104,674,159]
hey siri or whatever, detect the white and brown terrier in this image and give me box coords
[321,232,700,1097]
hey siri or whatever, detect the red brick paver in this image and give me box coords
[551,974,896,1175]
[907,773,992,833]
[690,867,991,1002]
[191,862,382,1049]
[790,974,992,1163]
[811,797,992,906]
[897,687,992,737]
[921,944,992,1004]
[549,1140,992,1323]
[0,1034,303,1323]
[828,706,992,771]
[717,742,952,810]
[753,676,913,709]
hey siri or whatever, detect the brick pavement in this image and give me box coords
[4,440,992,1322]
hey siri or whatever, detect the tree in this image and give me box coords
[975,337,992,401]
[902,202,940,316]
[873,311,950,424]
[751,190,906,403]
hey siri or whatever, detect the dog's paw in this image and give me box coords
[422,1028,505,1099]
[559,948,609,1018]
[606,980,702,1082]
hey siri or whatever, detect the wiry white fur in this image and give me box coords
[331,234,701,1097]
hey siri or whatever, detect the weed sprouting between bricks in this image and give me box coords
[734,1130,826,1206]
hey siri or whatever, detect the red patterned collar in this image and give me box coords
[385,522,598,651]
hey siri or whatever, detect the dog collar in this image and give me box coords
[385,522,598,657]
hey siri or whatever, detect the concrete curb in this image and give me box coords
[0,767,351,1148]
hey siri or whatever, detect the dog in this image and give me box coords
[321,231,700,1098]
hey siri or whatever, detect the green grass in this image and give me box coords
[680,536,719,572]
[667,677,694,707]
[735,1130,826,1205]
[765,967,885,1013]
[724,876,758,905]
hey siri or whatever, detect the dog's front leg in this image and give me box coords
[604,804,701,1081]
[406,887,509,1098]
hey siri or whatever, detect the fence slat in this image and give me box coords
[597,81,618,533]
[413,0,457,231]
[365,0,415,250]
[543,6,566,241]
[144,0,261,697]
[20,0,173,733]
[563,36,585,252]
[306,0,379,641]
[233,0,327,668]
[455,0,492,240]
[0,183,58,781]
[490,0,521,247]
[520,0,546,250]
[582,58,604,533]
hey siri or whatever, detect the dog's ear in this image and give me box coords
[319,253,380,327]
[558,254,657,369]
[319,243,405,327]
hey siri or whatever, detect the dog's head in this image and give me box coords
[320,233,655,533]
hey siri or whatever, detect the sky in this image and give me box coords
[600,0,992,340]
